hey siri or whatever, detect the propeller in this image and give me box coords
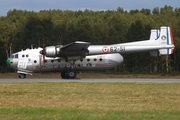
[39,38,46,65]
[42,39,46,64]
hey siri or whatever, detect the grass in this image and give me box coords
[0,82,180,120]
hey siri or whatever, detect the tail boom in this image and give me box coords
[88,26,175,56]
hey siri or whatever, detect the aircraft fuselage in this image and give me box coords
[7,47,123,78]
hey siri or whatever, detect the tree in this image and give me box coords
[152,7,160,15]
[129,9,139,15]
[140,8,151,15]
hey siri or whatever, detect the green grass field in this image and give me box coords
[0,82,180,120]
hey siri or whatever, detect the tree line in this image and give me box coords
[0,5,180,73]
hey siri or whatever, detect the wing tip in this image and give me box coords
[75,41,91,44]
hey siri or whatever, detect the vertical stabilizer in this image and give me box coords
[149,29,160,56]
[158,26,174,55]
[150,29,160,40]
[150,26,174,56]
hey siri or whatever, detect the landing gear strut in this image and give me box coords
[18,73,26,79]
[61,70,77,79]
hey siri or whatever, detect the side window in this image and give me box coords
[58,59,61,62]
[15,54,18,58]
[34,60,37,63]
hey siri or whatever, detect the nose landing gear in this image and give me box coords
[18,73,26,79]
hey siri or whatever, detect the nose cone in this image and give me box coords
[6,58,11,66]
[6,58,18,70]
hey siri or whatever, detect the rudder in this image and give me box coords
[158,26,174,55]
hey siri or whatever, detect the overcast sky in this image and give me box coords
[0,0,179,16]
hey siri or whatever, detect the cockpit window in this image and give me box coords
[10,55,14,58]
[15,54,18,58]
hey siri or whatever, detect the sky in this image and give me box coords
[0,0,179,16]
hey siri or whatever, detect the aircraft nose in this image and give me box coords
[6,58,11,66]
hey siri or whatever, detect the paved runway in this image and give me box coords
[0,78,180,83]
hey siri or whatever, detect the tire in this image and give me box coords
[61,72,66,79]
[18,73,26,79]
[66,70,77,79]
[61,70,77,79]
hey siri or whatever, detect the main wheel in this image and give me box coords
[18,73,26,79]
[66,70,77,79]
[61,72,66,79]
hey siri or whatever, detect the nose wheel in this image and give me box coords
[18,73,26,79]
[61,70,77,79]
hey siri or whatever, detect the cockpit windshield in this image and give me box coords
[10,55,14,58]
[15,54,18,58]
[10,54,18,58]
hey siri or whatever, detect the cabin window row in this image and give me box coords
[86,58,103,62]
[22,54,29,58]
[42,58,103,63]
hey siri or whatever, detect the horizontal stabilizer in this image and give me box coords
[150,51,159,56]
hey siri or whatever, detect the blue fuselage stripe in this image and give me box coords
[156,30,159,39]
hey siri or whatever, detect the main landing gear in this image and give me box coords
[18,73,26,79]
[61,70,77,79]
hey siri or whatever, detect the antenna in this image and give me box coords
[31,44,33,49]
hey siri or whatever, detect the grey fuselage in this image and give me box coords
[8,47,123,74]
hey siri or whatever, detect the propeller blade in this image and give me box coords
[42,38,45,64]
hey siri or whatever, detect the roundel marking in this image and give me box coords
[161,35,166,41]
[102,46,109,53]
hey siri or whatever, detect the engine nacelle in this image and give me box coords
[44,46,60,57]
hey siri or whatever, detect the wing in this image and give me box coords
[61,41,90,51]
[60,41,90,57]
